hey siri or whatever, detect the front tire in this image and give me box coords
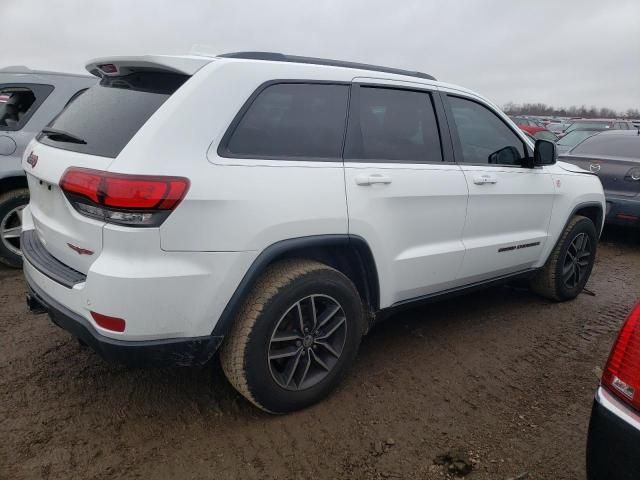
[530,215,597,301]
[220,259,364,413]
[0,188,29,269]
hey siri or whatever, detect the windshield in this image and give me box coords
[565,121,611,134]
[38,71,188,158]
[533,130,558,142]
[557,130,599,147]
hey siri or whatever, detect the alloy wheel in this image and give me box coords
[1,205,25,257]
[268,294,347,391]
[562,232,591,289]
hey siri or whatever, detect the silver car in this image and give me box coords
[0,67,95,267]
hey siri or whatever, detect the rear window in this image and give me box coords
[222,83,349,160]
[571,134,640,158]
[38,71,188,158]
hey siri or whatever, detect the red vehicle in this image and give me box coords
[509,116,548,134]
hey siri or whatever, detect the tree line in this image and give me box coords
[503,102,640,119]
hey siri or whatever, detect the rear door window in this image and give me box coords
[222,83,349,160]
[38,72,188,158]
[0,84,53,131]
[344,86,443,162]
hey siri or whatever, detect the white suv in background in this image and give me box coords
[22,52,605,413]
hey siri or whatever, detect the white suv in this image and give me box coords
[22,52,605,413]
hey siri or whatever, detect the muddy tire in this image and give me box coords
[530,215,597,301]
[0,188,29,269]
[220,259,364,414]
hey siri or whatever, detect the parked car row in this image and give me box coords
[510,115,637,140]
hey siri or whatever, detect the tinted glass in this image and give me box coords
[345,87,442,162]
[0,87,36,129]
[39,72,188,158]
[449,96,526,165]
[534,130,558,142]
[571,134,640,158]
[557,130,599,147]
[225,83,348,159]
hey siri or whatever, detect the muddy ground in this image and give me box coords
[1,227,639,480]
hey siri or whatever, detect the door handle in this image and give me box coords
[473,174,498,185]
[355,174,393,186]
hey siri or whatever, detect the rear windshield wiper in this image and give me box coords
[41,127,87,144]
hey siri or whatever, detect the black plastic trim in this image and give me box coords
[21,230,86,288]
[211,234,380,338]
[569,201,605,235]
[377,268,539,320]
[218,52,436,81]
[24,269,222,367]
[587,398,640,480]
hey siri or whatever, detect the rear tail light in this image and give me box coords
[602,302,640,411]
[60,168,189,227]
[91,311,126,332]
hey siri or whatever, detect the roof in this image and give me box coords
[0,66,92,78]
[595,129,640,136]
[217,52,436,81]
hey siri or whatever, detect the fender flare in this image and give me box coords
[212,234,379,338]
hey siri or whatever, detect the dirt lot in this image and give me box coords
[1,227,639,480]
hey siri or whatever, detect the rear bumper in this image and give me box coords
[605,195,640,228]
[586,387,640,480]
[25,268,223,367]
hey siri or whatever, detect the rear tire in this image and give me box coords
[530,215,597,301]
[220,259,364,413]
[0,188,29,269]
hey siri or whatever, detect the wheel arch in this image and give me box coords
[0,176,28,195]
[542,200,603,267]
[573,202,604,236]
[212,234,380,338]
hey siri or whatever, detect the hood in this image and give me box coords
[556,159,591,174]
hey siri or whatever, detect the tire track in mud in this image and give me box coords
[1,229,638,480]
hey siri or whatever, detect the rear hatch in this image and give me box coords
[23,65,195,275]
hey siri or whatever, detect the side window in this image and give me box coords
[345,87,443,162]
[449,96,526,166]
[0,87,36,130]
[223,83,349,160]
[0,84,53,131]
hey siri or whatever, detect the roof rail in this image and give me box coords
[218,52,436,81]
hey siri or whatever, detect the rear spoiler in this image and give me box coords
[85,55,213,77]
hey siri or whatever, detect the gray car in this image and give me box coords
[0,67,96,267]
[556,128,607,155]
[559,130,640,228]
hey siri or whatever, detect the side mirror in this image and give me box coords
[534,139,556,166]
[488,146,521,165]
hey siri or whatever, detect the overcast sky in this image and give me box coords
[2,0,639,111]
